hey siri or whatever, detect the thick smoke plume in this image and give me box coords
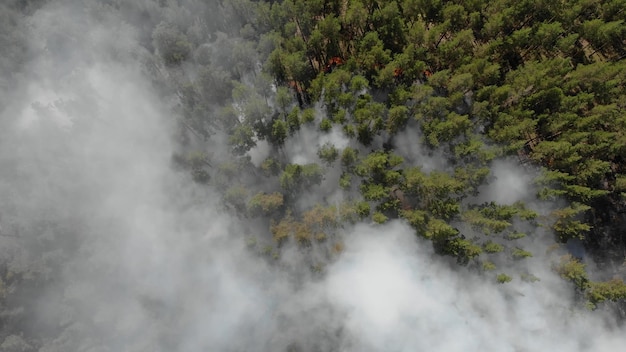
[0,1,624,351]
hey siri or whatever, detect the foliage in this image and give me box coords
[372,212,388,224]
[317,143,339,165]
[153,0,626,301]
[587,279,626,307]
[279,163,324,193]
[152,22,192,66]
[496,273,513,284]
[550,203,592,242]
[555,255,626,308]
[555,255,589,290]
[76,0,626,318]
[8,0,626,349]
[248,192,284,216]
[223,185,249,212]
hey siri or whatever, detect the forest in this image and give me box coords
[164,0,626,306]
[0,0,625,351]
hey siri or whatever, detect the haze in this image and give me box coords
[0,1,624,351]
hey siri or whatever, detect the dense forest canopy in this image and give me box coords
[0,0,625,351]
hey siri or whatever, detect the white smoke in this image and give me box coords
[325,221,623,352]
[0,1,624,352]
[474,158,537,205]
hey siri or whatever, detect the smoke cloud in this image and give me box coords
[0,1,624,351]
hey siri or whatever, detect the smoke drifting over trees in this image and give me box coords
[0,0,625,351]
